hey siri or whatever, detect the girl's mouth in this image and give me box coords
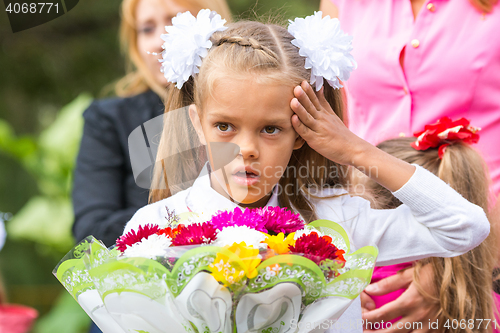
[232,170,260,186]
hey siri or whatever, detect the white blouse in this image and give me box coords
[124,164,489,332]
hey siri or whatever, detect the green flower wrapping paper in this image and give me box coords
[54,208,378,333]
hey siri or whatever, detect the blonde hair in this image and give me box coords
[114,0,232,97]
[356,137,498,333]
[149,20,348,222]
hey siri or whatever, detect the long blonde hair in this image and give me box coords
[114,0,232,97]
[148,20,348,222]
[357,137,498,333]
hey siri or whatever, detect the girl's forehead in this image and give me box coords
[209,76,295,100]
[136,0,190,20]
[201,79,296,124]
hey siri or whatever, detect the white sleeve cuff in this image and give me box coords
[392,164,450,215]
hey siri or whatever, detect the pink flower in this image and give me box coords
[116,224,160,252]
[171,223,218,246]
[208,208,267,232]
[209,207,303,235]
[258,206,304,235]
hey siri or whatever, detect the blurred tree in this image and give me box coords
[1,94,92,253]
[0,94,92,331]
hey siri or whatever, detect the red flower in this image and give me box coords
[171,223,218,246]
[156,225,184,238]
[411,117,480,158]
[288,232,346,266]
[116,224,160,252]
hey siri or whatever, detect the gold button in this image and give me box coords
[399,132,406,137]
[427,3,436,12]
[411,39,420,48]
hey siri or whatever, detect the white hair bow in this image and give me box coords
[157,10,356,91]
[158,9,227,89]
[288,11,357,91]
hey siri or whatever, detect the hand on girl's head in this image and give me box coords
[290,81,363,166]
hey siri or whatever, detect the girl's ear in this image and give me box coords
[293,134,305,150]
[189,104,206,145]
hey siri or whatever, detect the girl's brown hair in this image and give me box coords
[114,0,232,97]
[149,20,348,222]
[470,0,498,13]
[355,137,498,333]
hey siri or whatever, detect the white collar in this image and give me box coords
[184,164,280,214]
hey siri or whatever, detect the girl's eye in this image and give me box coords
[138,26,154,34]
[263,126,280,134]
[216,123,232,132]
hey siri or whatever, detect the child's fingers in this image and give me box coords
[317,87,335,114]
[364,268,413,296]
[294,85,320,120]
[360,291,376,312]
[290,97,318,131]
[300,81,323,111]
[362,297,406,325]
[291,114,312,138]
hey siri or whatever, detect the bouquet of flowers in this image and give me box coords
[54,207,378,333]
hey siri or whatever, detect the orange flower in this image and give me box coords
[156,225,184,238]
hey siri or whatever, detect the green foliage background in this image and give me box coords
[0,0,319,332]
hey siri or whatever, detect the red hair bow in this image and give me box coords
[411,117,480,159]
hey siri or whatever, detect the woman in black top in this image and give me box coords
[72,90,163,246]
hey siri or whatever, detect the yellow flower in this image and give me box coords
[264,233,296,254]
[209,242,261,286]
[210,255,245,287]
[227,242,261,279]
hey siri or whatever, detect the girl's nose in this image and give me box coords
[154,33,165,52]
[238,136,259,160]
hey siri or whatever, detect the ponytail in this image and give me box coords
[356,137,498,333]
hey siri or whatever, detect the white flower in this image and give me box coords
[213,226,267,248]
[123,234,172,259]
[288,11,357,91]
[264,265,282,280]
[159,9,227,89]
[293,226,325,240]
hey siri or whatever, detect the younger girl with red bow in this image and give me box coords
[352,117,499,333]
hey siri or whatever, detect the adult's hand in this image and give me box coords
[362,265,439,333]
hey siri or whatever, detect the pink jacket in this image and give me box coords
[331,0,500,197]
